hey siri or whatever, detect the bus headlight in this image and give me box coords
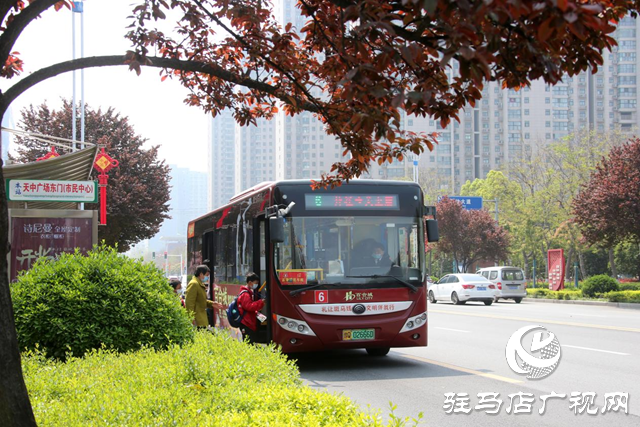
[400,311,427,333]
[275,314,316,336]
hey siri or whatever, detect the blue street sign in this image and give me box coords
[438,196,483,210]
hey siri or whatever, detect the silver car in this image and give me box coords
[477,267,526,303]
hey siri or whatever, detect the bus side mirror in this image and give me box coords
[426,219,439,242]
[269,217,285,243]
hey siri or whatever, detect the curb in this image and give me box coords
[525,298,640,310]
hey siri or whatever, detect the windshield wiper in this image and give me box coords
[347,275,418,293]
[290,282,341,297]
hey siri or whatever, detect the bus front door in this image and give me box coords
[253,216,271,343]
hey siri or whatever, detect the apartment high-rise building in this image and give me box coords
[158,165,208,238]
[208,110,236,210]
[208,6,639,197]
[418,15,640,193]
[235,117,277,193]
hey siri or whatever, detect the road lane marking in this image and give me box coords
[568,313,608,318]
[429,309,640,333]
[562,345,630,356]
[433,327,470,333]
[397,353,523,385]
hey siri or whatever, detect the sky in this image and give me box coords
[1,0,210,172]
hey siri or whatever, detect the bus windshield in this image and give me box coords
[275,216,423,287]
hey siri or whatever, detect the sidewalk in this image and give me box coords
[525,297,640,310]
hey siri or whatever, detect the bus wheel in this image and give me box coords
[514,298,522,304]
[366,347,390,357]
[429,291,437,303]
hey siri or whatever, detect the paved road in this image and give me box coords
[296,300,640,426]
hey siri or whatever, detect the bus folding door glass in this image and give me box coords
[226,226,237,281]
[240,219,253,277]
[398,224,420,269]
[214,229,226,282]
[259,220,267,281]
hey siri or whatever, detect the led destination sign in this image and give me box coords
[305,194,399,210]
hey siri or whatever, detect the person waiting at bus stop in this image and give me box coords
[237,272,265,344]
[186,265,225,329]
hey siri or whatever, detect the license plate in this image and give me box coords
[508,285,519,289]
[477,286,486,291]
[343,329,375,341]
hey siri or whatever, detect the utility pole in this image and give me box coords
[484,198,499,223]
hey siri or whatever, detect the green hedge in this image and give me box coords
[526,288,640,303]
[526,289,582,300]
[603,290,640,303]
[11,245,194,360]
[619,282,640,291]
[23,332,419,426]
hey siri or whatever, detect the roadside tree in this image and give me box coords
[436,197,510,273]
[572,138,640,278]
[12,100,171,252]
[1,1,639,425]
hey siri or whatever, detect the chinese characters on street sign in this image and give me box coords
[7,179,97,203]
[438,196,483,210]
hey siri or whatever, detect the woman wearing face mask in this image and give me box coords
[236,272,266,344]
[185,265,224,328]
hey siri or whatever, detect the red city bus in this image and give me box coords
[187,180,439,355]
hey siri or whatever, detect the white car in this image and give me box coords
[477,266,527,303]
[428,273,496,306]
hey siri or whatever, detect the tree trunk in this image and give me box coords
[564,247,574,281]
[542,243,548,281]
[522,251,529,280]
[637,244,640,281]
[0,152,37,426]
[609,247,618,279]
[578,251,587,282]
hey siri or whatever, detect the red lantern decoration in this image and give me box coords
[93,146,119,225]
[36,146,60,161]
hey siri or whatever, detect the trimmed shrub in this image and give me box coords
[581,275,620,298]
[604,290,640,303]
[619,282,640,291]
[526,289,582,300]
[526,288,549,298]
[11,245,194,360]
[22,332,418,426]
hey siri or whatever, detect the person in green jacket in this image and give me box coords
[185,265,224,328]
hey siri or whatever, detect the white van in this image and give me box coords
[477,266,526,303]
